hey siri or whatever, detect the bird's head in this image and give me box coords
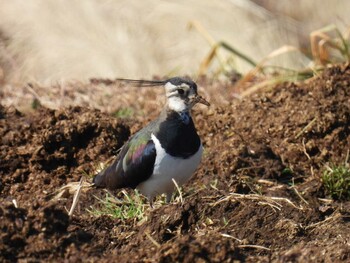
[113,76,210,112]
[164,77,210,112]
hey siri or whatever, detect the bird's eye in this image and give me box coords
[178,89,185,95]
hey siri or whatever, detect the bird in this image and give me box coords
[93,77,210,206]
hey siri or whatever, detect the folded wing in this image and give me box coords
[93,131,156,190]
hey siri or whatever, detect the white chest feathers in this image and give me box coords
[136,133,203,200]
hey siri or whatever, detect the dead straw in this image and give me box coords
[68,177,85,216]
[211,193,303,210]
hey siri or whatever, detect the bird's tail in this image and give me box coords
[93,159,120,189]
[93,169,107,188]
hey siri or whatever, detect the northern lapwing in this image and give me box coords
[93,77,209,205]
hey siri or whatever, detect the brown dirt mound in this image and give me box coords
[1,65,350,262]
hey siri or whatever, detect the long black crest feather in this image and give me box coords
[114,78,166,87]
[90,76,195,88]
[90,77,166,87]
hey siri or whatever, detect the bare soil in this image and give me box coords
[1,64,350,262]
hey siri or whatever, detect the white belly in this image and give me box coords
[136,133,203,200]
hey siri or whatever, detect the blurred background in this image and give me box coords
[0,0,349,84]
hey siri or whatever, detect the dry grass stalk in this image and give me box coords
[291,186,309,205]
[68,177,86,216]
[238,244,271,251]
[220,233,243,242]
[305,212,342,231]
[172,178,183,204]
[211,193,302,210]
[145,231,161,248]
[295,117,317,139]
[51,178,93,202]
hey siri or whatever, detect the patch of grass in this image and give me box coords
[31,98,41,109]
[88,190,147,222]
[113,107,134,119]
[322,163,350,200]
[282,167,293,177]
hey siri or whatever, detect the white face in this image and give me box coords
[164,82,196,112]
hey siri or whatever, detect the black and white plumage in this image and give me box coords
[93,77,209,204]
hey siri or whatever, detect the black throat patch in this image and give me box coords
[155,111,201,158]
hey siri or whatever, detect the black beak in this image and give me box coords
[194,95,210,106]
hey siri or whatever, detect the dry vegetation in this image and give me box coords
[1,0,350,83]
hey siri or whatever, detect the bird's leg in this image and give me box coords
[149,197,154,208]
[166,192,172,203]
